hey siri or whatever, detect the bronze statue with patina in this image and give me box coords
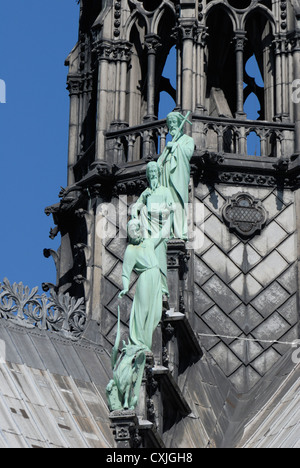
[131,161,175,298]
[158,111,195,240]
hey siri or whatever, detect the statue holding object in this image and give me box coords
[106,112,194,413]
[131,161,175,298]
[119,219,166,351]
[157,112,195,241]
[107,218,170,411]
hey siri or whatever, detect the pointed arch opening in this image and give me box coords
[155,8,176,119]
[206,6,236,118]
[126,15,148,127]
[247,130,261,156]
[158,45,176,119]
[79,0,104,33]
[244,9,275,121]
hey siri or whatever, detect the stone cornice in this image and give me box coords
[52,149,300,214]
[93,39,133,62]
[191,150,300,189]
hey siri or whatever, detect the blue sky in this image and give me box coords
[0,3,261,292]
[0,1,80,290]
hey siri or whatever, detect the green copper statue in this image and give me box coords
[106,308,146,411]
[106,219,166,412]
[157,112,195,241]
[107,219,169,412]
[119,219,165,350]
[106,112,194,413]
[131,161,175,297]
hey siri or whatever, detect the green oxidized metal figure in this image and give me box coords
[131,161,175,298]
[106,308,146,411]
[119,219,164,351]
[158,112,195,240]
[107,113,194,412]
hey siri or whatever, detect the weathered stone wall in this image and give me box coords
[193,182,298,393]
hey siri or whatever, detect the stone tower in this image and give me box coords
[44,0,300,447]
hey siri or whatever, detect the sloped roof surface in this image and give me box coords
[239,360,300,448]
[0,320,114,448]
[0,315,299,448]
[162,348,300,448]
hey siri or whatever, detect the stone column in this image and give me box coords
[281,35,289,120]
[144,34,161,122]
[113,58,121,125]
[171,26,181,110]
[81,72,94,152]
[274,35,282,120]
[94,41,114,162]
[274,34,289,121]
[66,75,82,186]
[287,39,294,121]
[195,27,208,115]
[179,20,196,115]
[119,44,132,125]
[291,30,300,154]
[176,33,182,110]
[234,31,247,119]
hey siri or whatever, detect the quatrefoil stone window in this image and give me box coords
[222,192,268,237]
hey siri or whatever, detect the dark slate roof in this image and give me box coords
[239,359,300,448]
[0,314,299,448]
[160,348,300,448]
[0,319,114,448]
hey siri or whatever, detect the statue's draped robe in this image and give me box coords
[122,239,162,350]
[158,134,195,240]
[135,185,173,296]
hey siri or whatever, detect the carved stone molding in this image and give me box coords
[109,410,140,448]
[233,31,247,52]
[280,0,287,31]
[192,150,300,189]
[178,20,198,41]
[113,178,148,196]
[289,29,300,52]
[144,34,162,53]
[0,278,86,341]
[66,75,82,96]
[198,0,204,22]
[93,40,132,63]
[196,26,209,47]
[218,172,277,187]
[113,0,122,38]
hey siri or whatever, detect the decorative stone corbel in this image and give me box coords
[109,411,140,448]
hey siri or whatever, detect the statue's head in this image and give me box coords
[127,219,143,245]
[166,112,184,137]
[146,161,160,185]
